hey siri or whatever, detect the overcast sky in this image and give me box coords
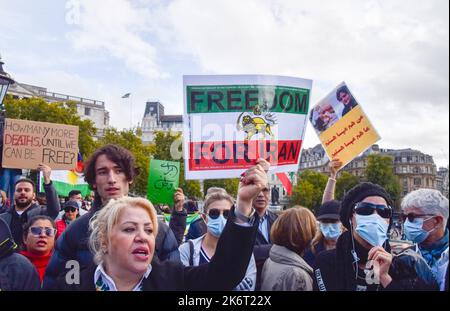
[0,0,448,167]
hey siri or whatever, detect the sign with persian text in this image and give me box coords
[309,82,380,169]
[147,159,180,205]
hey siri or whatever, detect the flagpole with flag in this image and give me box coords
[122,93,132,128]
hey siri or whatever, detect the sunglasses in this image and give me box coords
[400,213,435,223]
[207,208,230,220]
[354,202,392,219]
[64,207,77,213]
[30,227,57,237]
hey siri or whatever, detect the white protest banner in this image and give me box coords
[183,75,312,180]
[2,118,79,170]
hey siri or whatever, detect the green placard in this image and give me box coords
[147,159,180,205]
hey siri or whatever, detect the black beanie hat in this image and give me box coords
[340,182,393,230]
[316,200,341,221]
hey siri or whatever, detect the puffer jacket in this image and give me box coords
[261,244,314,291]
[0,218,40,291]
[43,195,185,290]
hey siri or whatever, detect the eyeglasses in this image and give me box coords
[30,227,57,237]
[354,202,392,219]
[400,213,435,223]
[64,207,77,213]
[207,208,230,220]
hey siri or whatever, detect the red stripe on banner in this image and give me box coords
[188,140,302,171]
[276,172,292,196]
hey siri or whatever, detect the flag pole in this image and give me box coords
[130,93,133,129]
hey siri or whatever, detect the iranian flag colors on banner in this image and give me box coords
[183,75,312,180]
[39,170,90,197]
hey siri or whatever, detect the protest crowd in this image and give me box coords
[0,73,447,293]
[0,142,448,292]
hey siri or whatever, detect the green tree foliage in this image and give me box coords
[291,179,315,210]
[365,154,402,208]
[151,131,202,199]
[336,171,360,200]
[203,178,240,198]
[96,127,152,196]
[290,170,328,211]
[4,96,97,157]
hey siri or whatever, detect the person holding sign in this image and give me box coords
[43,144,182,290]
[0,163,60,247]
[55,159,268,291]
[179,190,257,291]
[313,182,438,291]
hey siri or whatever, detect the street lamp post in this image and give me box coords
[0,56,16,201]
[1,56,15,168]
[0,56,15,113]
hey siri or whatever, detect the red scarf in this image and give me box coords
[20,250,52,282]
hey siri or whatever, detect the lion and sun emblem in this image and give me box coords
[236,103,277,141]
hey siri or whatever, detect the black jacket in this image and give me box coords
[313,231,439,291]
[0,182,60,246]
[43,196,185,290]
[55,215,259,291]
[253,209,278,290]
[170,208,187,245]
[0,218,40,291]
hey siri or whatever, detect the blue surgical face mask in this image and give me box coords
[320,223,342,240]
[404,217,435,244]
[76,201,82,208]
[355,214,389,247]
[207,215,227,237]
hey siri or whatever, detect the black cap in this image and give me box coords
[64,200,79,210]
[340,182,393,230]
[316,200,341,221]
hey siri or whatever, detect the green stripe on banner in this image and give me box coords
[40,179,90,197]
[187,85,309,114]
[164,212,200,225]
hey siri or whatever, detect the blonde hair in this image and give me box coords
[89,197,158,264]
[0,190,6,204]
[270,206,317,256]
[203,191,235,213]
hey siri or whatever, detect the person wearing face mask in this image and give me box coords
[401,189,449,291]
[179,191,257,291]
[313,182,438,291]
[55,190,87,221]
[304,200,343,267]
[55,200,80,239]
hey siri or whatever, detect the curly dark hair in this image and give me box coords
[83,144,139,188]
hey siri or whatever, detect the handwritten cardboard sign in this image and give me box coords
[147,159,180,205]
[309,82,380,169]
[2,118,79,170]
